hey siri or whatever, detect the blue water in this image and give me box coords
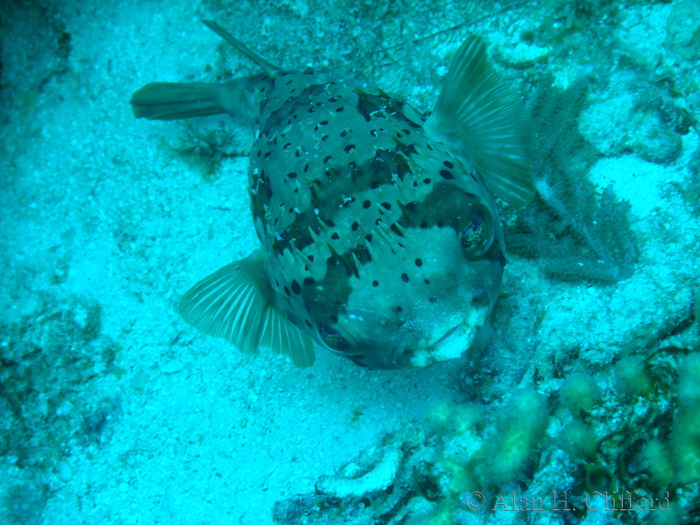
[1,1,698,524]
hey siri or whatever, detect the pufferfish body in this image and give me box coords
[130,21,533,369]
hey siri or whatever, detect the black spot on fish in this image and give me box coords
[401,273,409,282]
[439,170,455,180]
[323,155,332,163]
[443,160,454,169]
[363,200,371,209]
[415,258,423,267]
[287,172,297,179]
[344,144,356,153]
[284,285,291,296]
[356,91,393,122]
[393,141,417,157]
[372,280,379,287]
[325,168,338,182]
[291,280,301,294]
[351,221,359,231]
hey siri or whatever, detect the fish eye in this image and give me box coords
[460,204,494,261]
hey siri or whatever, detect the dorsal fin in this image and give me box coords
[201,20,281,76]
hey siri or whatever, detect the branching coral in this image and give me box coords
[504,75,638,283]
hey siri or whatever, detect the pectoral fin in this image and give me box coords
[179,250,315,367]
[426,36,534,208]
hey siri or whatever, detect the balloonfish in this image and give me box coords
[130,21,533,369]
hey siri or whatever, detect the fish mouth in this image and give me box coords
[435,323,462,345]
[405,322,472,368]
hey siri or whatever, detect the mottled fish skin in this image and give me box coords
[130,21,532,369]
[251,72,505,368]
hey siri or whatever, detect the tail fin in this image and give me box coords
[130,82,229,120]
[131,74,269,122]
[130,21,279,122]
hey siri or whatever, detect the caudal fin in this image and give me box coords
[131,21,278,122]
[130,82,230,120]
